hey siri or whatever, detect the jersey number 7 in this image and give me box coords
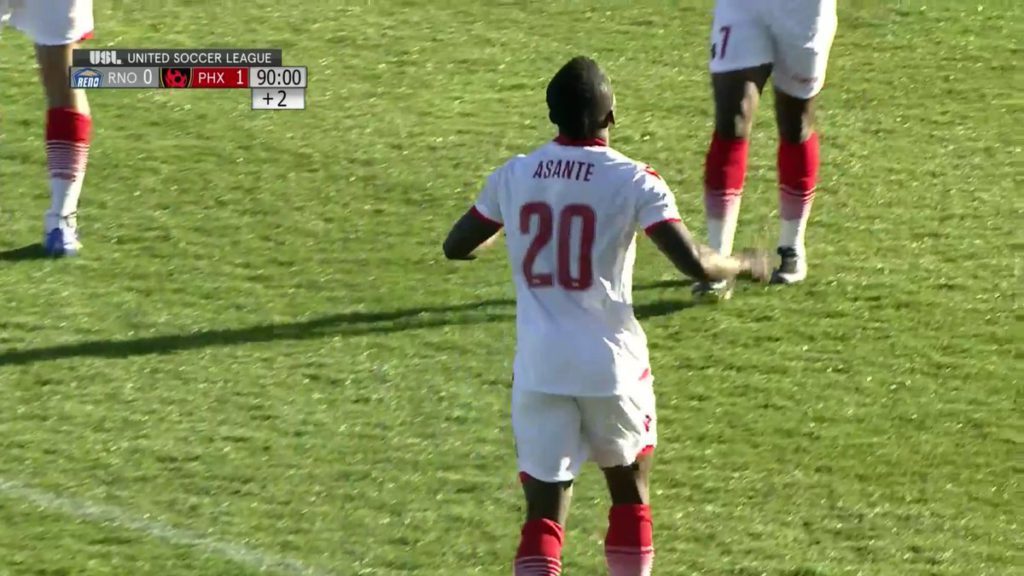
[520,202,596,291]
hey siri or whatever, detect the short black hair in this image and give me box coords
[546,56,614,140]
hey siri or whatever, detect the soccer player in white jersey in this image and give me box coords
[695,0,838,298]
[1,0,95,256]
[443,57,763,576]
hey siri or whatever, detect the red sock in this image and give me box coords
[605,504,654,576]
[46,108,92,182]
[703,132,748,219]
[514,518,563,576]
[703,132,749,254]
[777,132,819,221]
[44,108,92,230]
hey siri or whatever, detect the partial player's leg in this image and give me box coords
[601,453,655,576]
[580,383,657,576]
[37,42,92,256]
[511,388,586,576]
[766,0,838,284]
[704,66,771,254]
[12,0,95,256]
[697,0,773,300]
[771,89,817,284]
[516,475,572,576]
[0,1,12,30]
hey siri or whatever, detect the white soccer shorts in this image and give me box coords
[709,0,838,99]
[512,385,657,483]
[1,0,94,46]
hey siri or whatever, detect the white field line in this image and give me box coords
[0,478,333,576]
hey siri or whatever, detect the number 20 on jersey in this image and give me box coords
[519,202,596,291]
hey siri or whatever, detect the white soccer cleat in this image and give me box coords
[691,279,733,302]
[770,247,807,284]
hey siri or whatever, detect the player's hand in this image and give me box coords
[696,246,772,282]
[735,248,773,282]
[697,245,743,280]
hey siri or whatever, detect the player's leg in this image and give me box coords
[1,1,12,29]
[37,42,92,256]
[601,453,655,576]
[511,388,585,576]
[581,383,657,576]
[697,0,773,300]
[767,0,838,284]
[770,89,817,283]
[14,0,94,256]
[704,67,771,253]
[516,475,572,576]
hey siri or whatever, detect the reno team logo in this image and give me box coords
[71,68,102,89]
[161,67,192,88]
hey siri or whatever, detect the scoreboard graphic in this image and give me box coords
[69,49,307,111]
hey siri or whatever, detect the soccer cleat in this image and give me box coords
[43,227,82,257]
[692,279,733,302]
[770,247,807,284]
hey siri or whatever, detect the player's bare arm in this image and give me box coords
[647,220,761,282]
[442,209,502,260]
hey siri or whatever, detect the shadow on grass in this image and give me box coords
[0,281,695,366]
[0,243,48,262]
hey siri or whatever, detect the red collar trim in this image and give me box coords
[554,135,607,147]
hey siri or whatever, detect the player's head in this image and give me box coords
[547,56,615,141]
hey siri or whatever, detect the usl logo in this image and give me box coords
[71,68,102,88]
[89,50,123,65]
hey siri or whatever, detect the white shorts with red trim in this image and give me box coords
[1,0,93,46]
[512,384,656,483]
[709,0,837,99]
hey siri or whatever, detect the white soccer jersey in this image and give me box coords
[473,136,681,397]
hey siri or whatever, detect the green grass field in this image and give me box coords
[1,1,1020,575]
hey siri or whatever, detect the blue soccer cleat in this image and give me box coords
[43,227,82,257]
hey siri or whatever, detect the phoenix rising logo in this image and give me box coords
[162,68,191,88]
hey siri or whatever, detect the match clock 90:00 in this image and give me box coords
[250,67,307,88]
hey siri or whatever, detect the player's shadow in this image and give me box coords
[0,282,694,367]
[0,243,49,262]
